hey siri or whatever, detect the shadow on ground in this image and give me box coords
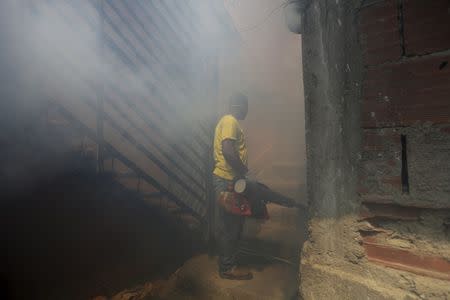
[1,171,204,300]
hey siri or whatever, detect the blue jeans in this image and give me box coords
[213,175,244,273]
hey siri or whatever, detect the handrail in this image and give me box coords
[102,1,209,151]
[104,93,205,192]
[67,0,209,161]
[36,36,206,203]
[107,84,205,177]
[38,3,206,189]
[53,102,203,220]
[123,0,212,147]
[68,1,208,174]
[42,0,211,215]
[77,94,205,203]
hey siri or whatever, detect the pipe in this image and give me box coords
[234,179,301,208]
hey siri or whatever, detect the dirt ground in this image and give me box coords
[104,203,306,300]
[105,254,298,300]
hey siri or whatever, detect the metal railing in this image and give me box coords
[36,0,219,220]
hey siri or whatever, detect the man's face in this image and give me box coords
[237,102,248,120]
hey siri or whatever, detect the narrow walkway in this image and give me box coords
[161,254,298,299]
[106,204,305,300]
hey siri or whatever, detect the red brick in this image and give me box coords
[387,159,396,166]
[358,186,370,195]
[363,130,400,149]
[441,126,450,134]
[358,0,402,65]
[363,238,450,281]
[403,0,450,55]
[359,0,398,24]
[362,54,450,127]
[360,194,395,204]
[361,195,450,209]
[363,131,385,150]
[361,29,400,54]
[360,202,421,221]
[381,176,401,187]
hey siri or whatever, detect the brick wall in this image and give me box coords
[358,0,450,281]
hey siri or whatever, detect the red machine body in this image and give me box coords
[217,184,269,219]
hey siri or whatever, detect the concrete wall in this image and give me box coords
[300,0,450,299]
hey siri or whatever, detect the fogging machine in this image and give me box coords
[218,178,300,218]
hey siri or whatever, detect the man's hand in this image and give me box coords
[222,139,248,178]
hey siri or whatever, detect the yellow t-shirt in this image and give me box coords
[213,114,248,180]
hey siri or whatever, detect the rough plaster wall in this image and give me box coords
[299,0,450,299]
[300,0,363,297]
[302,0,362,219]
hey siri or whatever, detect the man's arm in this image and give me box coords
[222,139,248,178]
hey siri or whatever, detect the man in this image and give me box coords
[213,93,252,280]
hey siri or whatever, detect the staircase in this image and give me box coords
[54,101,207,217]
[16,0,238,225]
